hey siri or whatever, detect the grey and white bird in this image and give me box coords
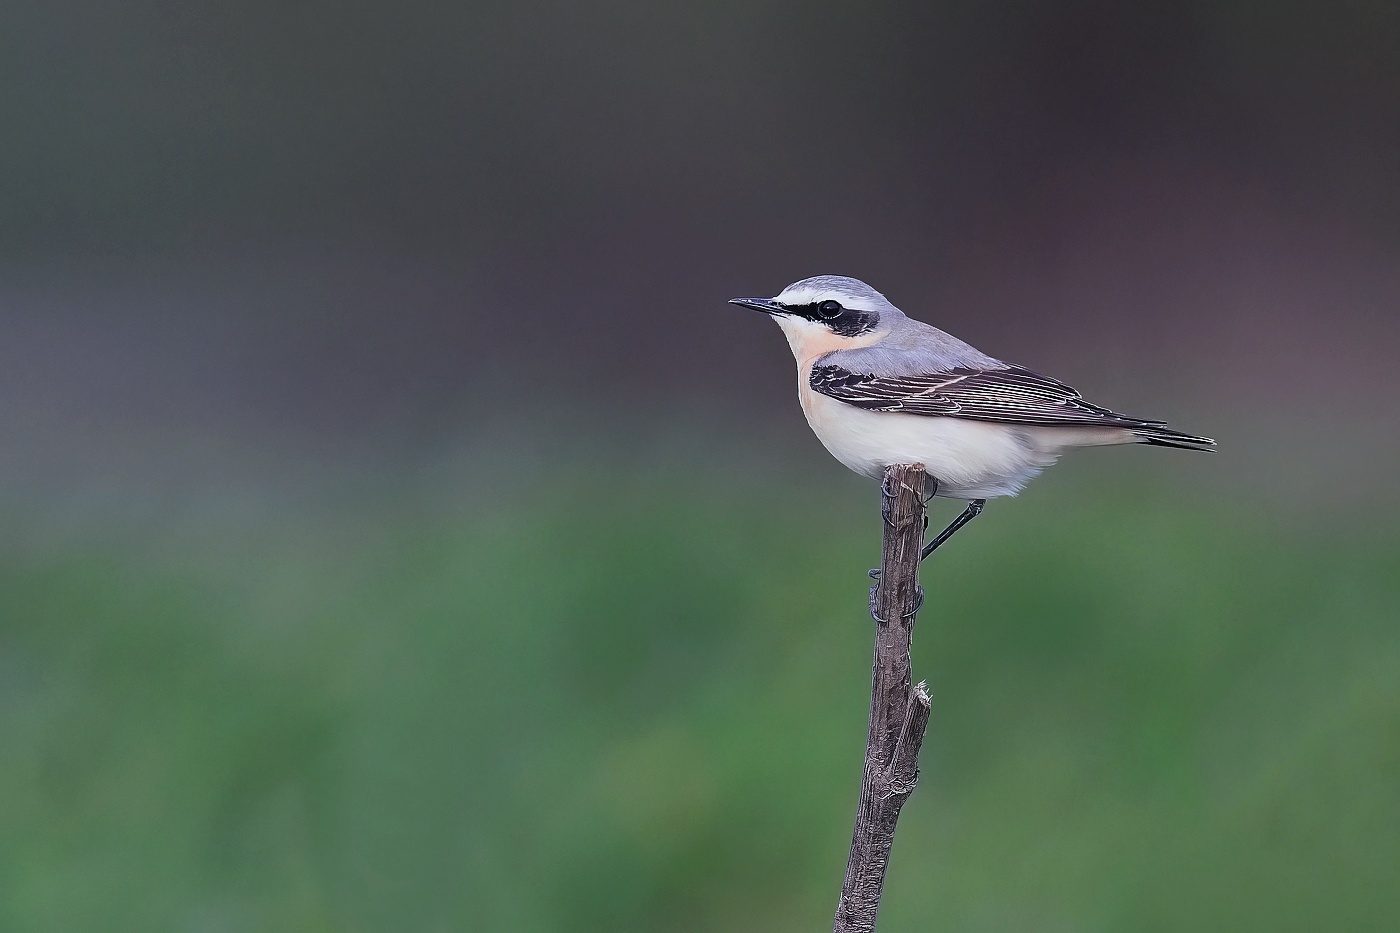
[730,275,1215,558]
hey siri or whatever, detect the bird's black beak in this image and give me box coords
[728,297,787,315]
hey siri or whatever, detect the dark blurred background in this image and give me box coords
[3,2,1398,930]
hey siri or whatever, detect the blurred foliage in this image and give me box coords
[1,465,1397,932]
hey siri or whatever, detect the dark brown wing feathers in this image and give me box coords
[809,363,1168,429]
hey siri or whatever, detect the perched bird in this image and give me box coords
[730,275,1215,559]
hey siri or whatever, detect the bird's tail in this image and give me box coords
[1132,425,1216,451]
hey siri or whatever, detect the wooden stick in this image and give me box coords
[833,463,933,933]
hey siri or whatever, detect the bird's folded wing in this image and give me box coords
[809,362,1166,428]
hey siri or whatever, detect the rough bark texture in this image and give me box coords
[833,464,933,933]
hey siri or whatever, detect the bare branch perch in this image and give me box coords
[833,463,933,933]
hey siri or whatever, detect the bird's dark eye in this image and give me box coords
[817,300,843,319]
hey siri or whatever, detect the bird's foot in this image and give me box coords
[879,474,899,527]
[869,582,924,622]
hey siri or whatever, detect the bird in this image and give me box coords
[730,275,1215,560]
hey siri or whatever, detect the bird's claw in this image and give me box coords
[880,475,899,527]
[869,583,924,622]
[906,585,925,617]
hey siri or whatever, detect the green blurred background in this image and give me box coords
[3,2,1399,930]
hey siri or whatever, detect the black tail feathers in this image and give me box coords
[1133,426,1216,451]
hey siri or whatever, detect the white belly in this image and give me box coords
[798,384,1124,498]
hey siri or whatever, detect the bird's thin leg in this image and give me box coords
[920,499,986,561]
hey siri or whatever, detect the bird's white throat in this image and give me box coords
[773,315,887,365]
